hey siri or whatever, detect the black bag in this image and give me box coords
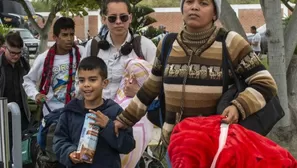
[217,31,285,136]
[36,103,66,168]
[146,33,178,128]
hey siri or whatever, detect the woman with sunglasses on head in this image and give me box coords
[114,0,277,153]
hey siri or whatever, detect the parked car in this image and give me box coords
[11,28,40,55]
[247,24,268,54]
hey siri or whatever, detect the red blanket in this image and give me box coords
[168,115,297,168]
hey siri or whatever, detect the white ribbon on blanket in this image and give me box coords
[210,123,229,168]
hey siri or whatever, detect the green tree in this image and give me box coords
[0,24,12,35]
[130,2,157,33]
[137,0,261,7]
[14,0,100,53]
[31,0,51,12]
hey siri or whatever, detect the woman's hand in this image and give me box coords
[89,110,110,128]
[124,75,140,97]
[113,120,127,136]
[69,151,83,164]
[221,105,239,124]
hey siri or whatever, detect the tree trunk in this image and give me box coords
[17,0,59,54]
[286,55,297,158]
[261,0,290,127]
[284,5,297,69]
[260,0,297,158]
[38,32,49,55]
[220,0,247,39]
[268,55,297,158]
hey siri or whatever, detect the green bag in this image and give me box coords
[22,130,39,168]
[22,137,33,165]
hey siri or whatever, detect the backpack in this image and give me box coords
[22,122,40,168]
[90,34,144,59]
[36,105,65,168]
[146,33,178,128]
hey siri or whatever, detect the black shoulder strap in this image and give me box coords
[158,33,178,127]
[222,30,230,94]
[160,33,178,73]
[222,30,243,94]
[90,38,100,57]
[0,52,3,76]
[132,35,145,60]
[0,51,3,67]
[20,56,30,73]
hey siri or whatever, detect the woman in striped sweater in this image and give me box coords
[114,0,277,146]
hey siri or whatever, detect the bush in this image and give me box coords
[0,24,12,35]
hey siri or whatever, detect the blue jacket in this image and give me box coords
[53,98,135,168]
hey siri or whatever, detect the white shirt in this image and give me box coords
[23,45,85,116]
[252,33,261,52]
[83,32,157,99]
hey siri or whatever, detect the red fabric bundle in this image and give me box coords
[168,115,297,168]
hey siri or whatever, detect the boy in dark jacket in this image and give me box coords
[53,56,135,168]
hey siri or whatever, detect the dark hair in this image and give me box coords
[251,26,257,31]
[53,17,75,36]
[101,0,131,16]
[5,31,23,48]
[0,33,4,46]
[78,56,108,79]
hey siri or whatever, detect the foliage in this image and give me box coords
[31,0,51,12]
[31,0,268,12]
[31,0,100,16]
[142,26,162,39]
[288,0,297,3]
[261,56,269,69]
[138,0,261,7]
[141,26,163,45]
[227,0,260,3]
[0,24,12,35]
[138,0,180,7]
[15,0,101,53]
[130,0,157,34]
[131,6,157,33]
[58,0,100,17]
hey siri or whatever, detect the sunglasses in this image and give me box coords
[107,14,129,23]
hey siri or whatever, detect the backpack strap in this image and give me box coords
[160,33,178,73]
[132,35,145,60]
[90,37,100,57]
[158,33,178,126]
[219,29,231,94]
[0,51,3,67]
[20,56,30,73]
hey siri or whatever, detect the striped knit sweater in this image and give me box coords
[117,27,277,144]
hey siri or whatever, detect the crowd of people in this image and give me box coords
[1,0,296,168]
